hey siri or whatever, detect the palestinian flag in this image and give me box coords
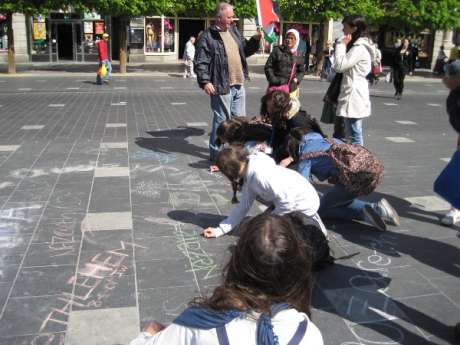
[256,0,279,44]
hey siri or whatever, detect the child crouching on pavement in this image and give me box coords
[129,213,324,345]
[202,145,326,238]
[282,127,400,231]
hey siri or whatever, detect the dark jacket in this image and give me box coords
[447,85,460,134]
[265,45,306,92]
[194,25,260,95]
[393,47,411,74]
[272,109,312,162]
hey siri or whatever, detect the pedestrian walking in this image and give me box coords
[333,15,376,145]
[183,36,196,78]
[201,146,325,238]
[392,38,411,100]
[194,2,261,164]
[409,40,419,75]
[130,213,324,345]
[282,127,400,231]
[96,33,111,85]
[264,28,306,98]
[433,45,448,75]
[436,59,460,226]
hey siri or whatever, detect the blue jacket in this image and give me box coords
[297,133,340,181]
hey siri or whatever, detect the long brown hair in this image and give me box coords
[216,145,248,203]
[195,213,313,316]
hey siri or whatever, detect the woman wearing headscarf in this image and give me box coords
[265,29,306,98]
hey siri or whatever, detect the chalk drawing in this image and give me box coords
[0,182,14,189]
[31,332,65,345]
[176,225,219,280]
[131,149,177,164]
[133,181,162,199]
[0,204,42,223]
[39,241,145,336]
[145,217,181,226]
[163,300,189,318]
[346,319,404,344]
[10,163,96,179]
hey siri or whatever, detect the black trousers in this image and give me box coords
[393,68,406,95]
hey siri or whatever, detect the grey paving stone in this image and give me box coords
[136,258,196,290]
[11,265,75,298]
[24,242,79,267]
[0,296,69,335]
[138,285,199,324]
[64,307,138,345]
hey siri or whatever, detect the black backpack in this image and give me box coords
[284,212,334,271]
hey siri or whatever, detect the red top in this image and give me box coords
[97,40,108,61]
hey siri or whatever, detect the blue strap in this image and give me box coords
[287,320,308,345]
[215,319,308,345]
[216,326,230,345]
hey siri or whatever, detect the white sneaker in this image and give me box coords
[440,208,460,226]
[363,205,387,231]
[376,198,400,226]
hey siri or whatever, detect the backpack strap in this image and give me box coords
[216,319,307,345]
[287,319,308,345]
[216,326,230,345]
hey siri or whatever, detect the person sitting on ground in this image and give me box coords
[129,213,324,345]
[202,145,325,238]
[260,90,325,163]
[281,127,400,231]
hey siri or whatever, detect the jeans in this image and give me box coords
[344,118,363,145]
[209,85,246,161]
[318,184,371,221]
[96,60,112,84]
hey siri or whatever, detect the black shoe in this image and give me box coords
[103,80,109,84]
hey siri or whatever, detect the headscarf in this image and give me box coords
[286,29,300,54]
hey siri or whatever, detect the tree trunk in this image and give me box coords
[315,18,325,76]
[6,12,16,74]
[119,18,128,74]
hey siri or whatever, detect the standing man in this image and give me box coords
[96,33,111,85]
[194,2,261,163]
[183,36,196,78]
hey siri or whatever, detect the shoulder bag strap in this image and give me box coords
[287,320,308,345]
[216,325,230,345]
[287,59,297,85]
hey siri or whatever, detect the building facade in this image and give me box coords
[1,11,457,68]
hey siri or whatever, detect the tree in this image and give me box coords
[378,0,460,32]
[0,0,68,74]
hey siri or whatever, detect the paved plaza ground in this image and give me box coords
[0,72,458,345]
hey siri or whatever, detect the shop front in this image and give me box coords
[30,12,108,62]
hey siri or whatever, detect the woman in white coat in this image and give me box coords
[333,15,375,145]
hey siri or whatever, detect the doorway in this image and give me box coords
[57,23,73,60]
[179,19,205,59]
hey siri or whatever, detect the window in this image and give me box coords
[145,16,175,54]
[31,16,48,56]
[0,14,7,51]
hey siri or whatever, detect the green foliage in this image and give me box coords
[277,0,383,22]
[379,0,460,31]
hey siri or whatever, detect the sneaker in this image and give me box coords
[440,208,460,226]
[364,205,387,231]
[376,198,400,226]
